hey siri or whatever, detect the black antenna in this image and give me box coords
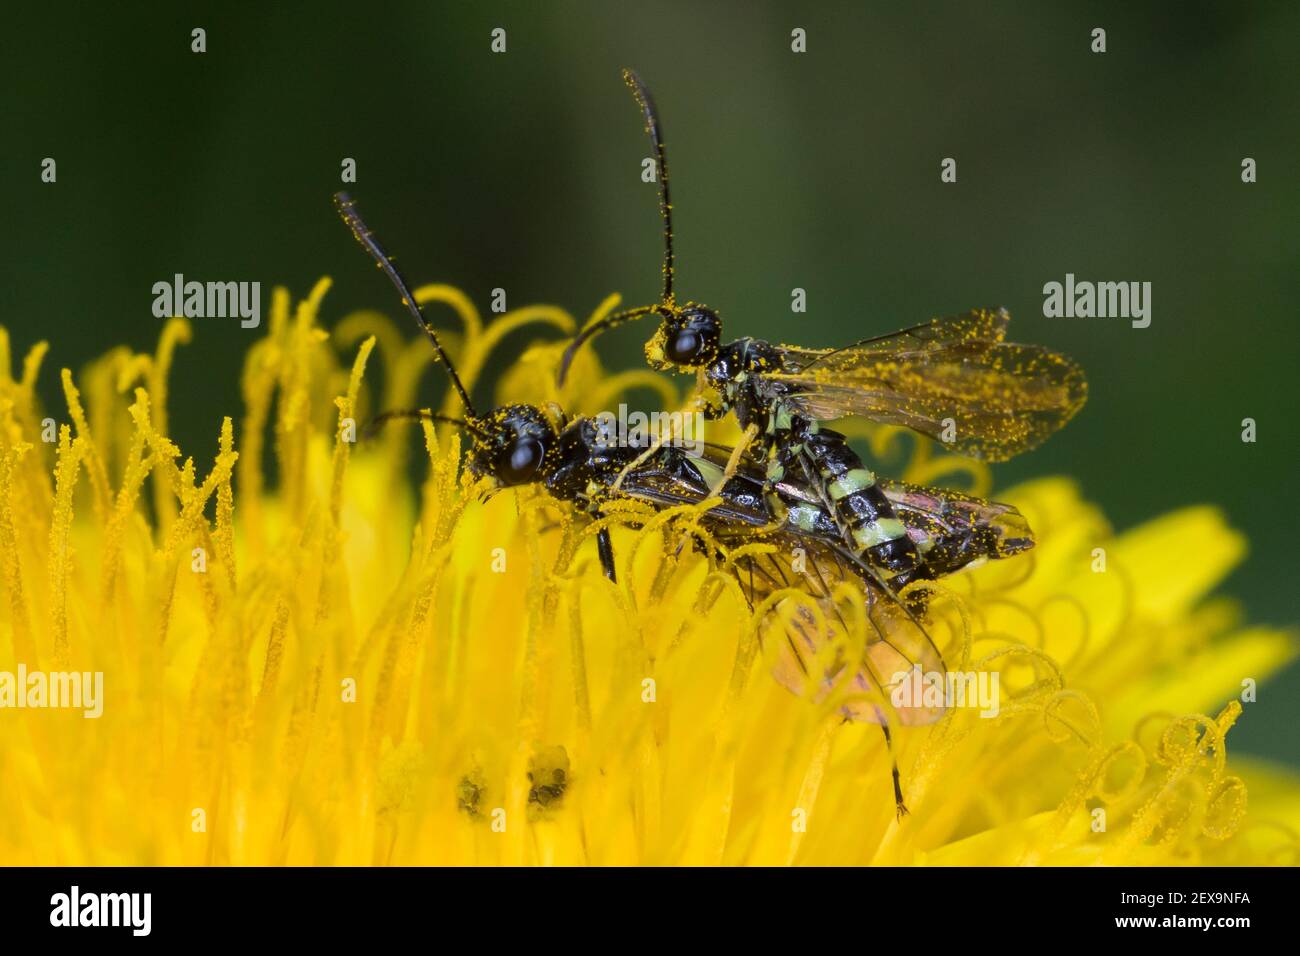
[333,191,478,418]
[363,409,483,441]
[623,68,674,305]
[555,68,676,387]
[556,304,663,386]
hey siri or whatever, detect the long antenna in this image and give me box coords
[363,409,483,440]
[622,68,674,306]
[333,191,478,418]
[556,304,662,386]
[556,69,677,387]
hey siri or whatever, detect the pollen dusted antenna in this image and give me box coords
[333,191,479,418]
[556,67,679,386]
[361,409,485,441]
[624,66,675,306]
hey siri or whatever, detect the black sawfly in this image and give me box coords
[334,190,1033,815]
[557,69,1086,597]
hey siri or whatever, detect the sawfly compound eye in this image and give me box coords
[501,436,544,484]
[660,307,722,367]
[666,327,704,364]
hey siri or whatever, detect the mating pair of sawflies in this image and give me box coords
[333,69,1086,815]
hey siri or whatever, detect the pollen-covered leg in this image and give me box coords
[759,486,793,535]
[610,419,677,493]
[753,437,806,532]
[704,422,759,499]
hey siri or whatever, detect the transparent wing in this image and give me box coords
[880,478,1034,575]
[612,448,946,725]
[664,445,1034,577]
[612,449,772,528]
[776,308,1011,373]
[769,309,1087,461]
[716,528,947,727]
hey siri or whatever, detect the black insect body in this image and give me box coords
[557,70,1087,599]
[334,188,1032,815]
[662,330,920,580]
[336,190,939,594]
[421,396,1027,602]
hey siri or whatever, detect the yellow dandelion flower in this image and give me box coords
[0,281,1296,867]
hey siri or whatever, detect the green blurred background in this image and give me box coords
[5,3,1297,762]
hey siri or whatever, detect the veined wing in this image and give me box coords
[611,446,773,528]
[768,309,1087,461]
[686,442,1035,574]
[880,478,1034,573]
[610,446,946,725]
[616,443,840,536]
[775,308,1011,373]
[715,527,948,727]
